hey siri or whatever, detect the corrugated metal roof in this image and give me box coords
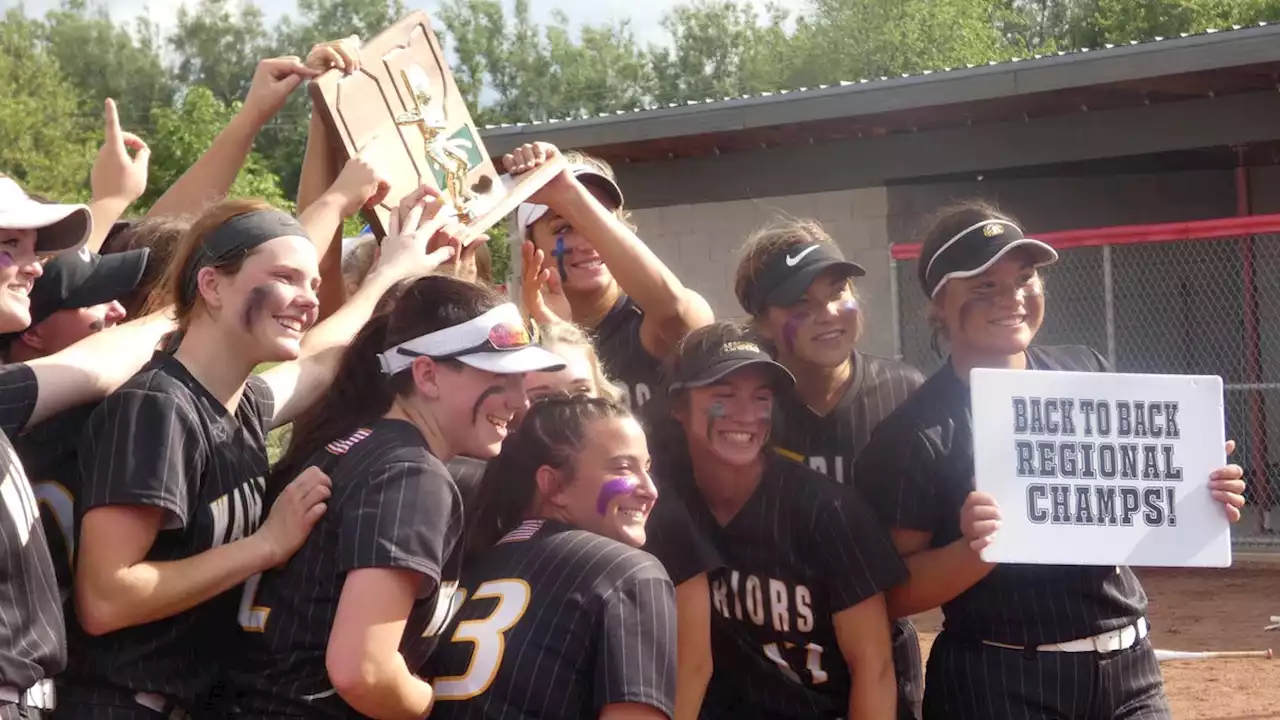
[478,22,1280,152]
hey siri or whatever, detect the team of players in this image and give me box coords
[0,47,1253,720]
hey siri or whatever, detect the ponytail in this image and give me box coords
[269,311,403,497]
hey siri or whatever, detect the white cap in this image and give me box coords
[0,177,93,254]
[514,163,624,239]
[377,303,566,376]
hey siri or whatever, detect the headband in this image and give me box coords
[180,210,309,306]
[377,303,528,375]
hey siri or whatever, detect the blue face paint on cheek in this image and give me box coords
[552,237,568,282]
[838,299,858,316]
[596,476,640,516]
[706,399,728,444]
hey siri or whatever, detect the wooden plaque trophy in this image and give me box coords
[308,12,563,238]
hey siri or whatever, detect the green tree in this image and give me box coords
[0,8,95,200]
[41,0,174,131]
[170,0,272,106]
[139,86,289,212]
[1091,0,1280,43]
[648,1,798,105]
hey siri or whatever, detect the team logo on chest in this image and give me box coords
[208,476,267,547]
[710,569,814,633]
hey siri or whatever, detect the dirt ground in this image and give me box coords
[910,567,1279,719]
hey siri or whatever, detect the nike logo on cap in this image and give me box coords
[785,245,819,267]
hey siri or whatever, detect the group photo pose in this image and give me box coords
[3,6,1277,720]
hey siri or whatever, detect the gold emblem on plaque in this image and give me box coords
[395,66,478,222]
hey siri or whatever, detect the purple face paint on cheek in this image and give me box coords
[241,285,274,331]
[781,311,809,353]
[0,252,15,269]
[838,299,858,316]
[597,476,640,515]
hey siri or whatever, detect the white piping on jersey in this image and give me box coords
[498,518,545,545]
[300,688,338,701]
[324,428,373,456]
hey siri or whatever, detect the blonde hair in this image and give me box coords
[342,236,378,295]
[537,321,624,405]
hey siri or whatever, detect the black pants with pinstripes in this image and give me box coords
[893,619,924,720]
[922,631,1171,720]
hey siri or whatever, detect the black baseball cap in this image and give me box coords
[745,242,865,315]
[25,247,149,326]
[920,219,1058,297]
[668,339,796,393]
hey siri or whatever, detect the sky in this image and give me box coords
[6,0,807,47]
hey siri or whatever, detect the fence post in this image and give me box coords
[889,257,903,360]
[1103,244,1116,366]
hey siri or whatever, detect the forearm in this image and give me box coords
[146,112,262,218]
[886,539,995,619]
[553,184,692,318]
[77,533,275,635]
[86,197,133,251]
[297,111,344,260]
[298,193,348,260]
[300,267,399,356]
[673,578,712,720]
[28,310,175,426]
[673,650,712,720]
[847,652,896,720]
[331,653,434,720]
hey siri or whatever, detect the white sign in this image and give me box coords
[971,369,1230,568]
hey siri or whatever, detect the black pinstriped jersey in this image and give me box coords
[446,455,488,511]
[14,403,95,604]
[773,352,924,486]
[426,519,677,720]
[65,353,275,706]
[855,345,1147,647]
[223,418,464,718]
[0,364,65,690]
[591,294,662,411]
[670,455,907,719]
[642,490,723,587]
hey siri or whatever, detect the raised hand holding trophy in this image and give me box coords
[308,12,564,238]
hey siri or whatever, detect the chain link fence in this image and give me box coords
[892,227,1280,551]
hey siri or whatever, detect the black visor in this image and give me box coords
[920,220,1058,297]
[669,340,796,393]
[745,243,865,315]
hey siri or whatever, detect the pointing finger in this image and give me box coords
[103,98,122,144]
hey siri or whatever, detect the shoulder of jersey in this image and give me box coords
[325,427,375,456]
[858,352,927,386]
[1028,344,1108,372]
[541,525,668,576]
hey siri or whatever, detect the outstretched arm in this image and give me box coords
[87,99,150,250]
[146,56,317,219]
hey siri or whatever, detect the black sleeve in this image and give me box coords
[338,459,460,588]
[642,493,721,586]
[1088,347,1114,373]
[854,427,938,532]
[594,556,677,718]
[445,456,487,512]
[242,375,276,432]
[811,486,908,612]
[0,363,39,437]
[78,387,205,527]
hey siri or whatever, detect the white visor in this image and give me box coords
[929,238,1058,298]
[377,303,566,375]
[513,163,624,239]
[0,177,92,254]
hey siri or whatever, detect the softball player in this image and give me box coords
[60,187,456,718]
[426,395,676,719]
[0,177,176,720]
[733,218,927,719]
[855,201,1249,719]
[222,277,564,718]
[647,321,906,719]
[505,142,713,410]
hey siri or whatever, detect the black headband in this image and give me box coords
[180,210,309,306]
